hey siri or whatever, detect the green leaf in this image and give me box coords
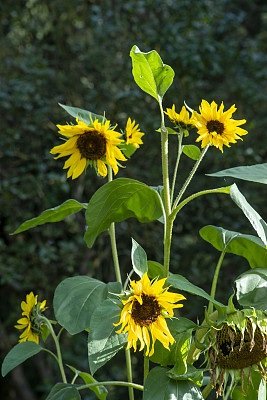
[235,268,267,310]
[67,365,108,400]
[88,299,128,375]
[13,199,87,234]
[119,142,137,158]
[143,367,204,400]
[199,225,267,268]
[84,178,163,248]
[2,342,43,377]
[54,277,121,335]
[182,145,201,161]
[147,260,165,280]
[131,238,148,278]
[230,184,267,246]
[59,103,106,124]
[130,45,174,102]
[46,383,81,400]
[167,274,226,309]
[231,369,264,400]
[207,163,267,184]
[167,364,204,387]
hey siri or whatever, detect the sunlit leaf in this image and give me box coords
[235,268,267,310]
[207,163,267,184]
[59,103,106,124]
[84,178,163,248]
[46,383,81,400]
[130,45,174,102]
[182,145,200,160]
[2,342,43,377]
[131,238,148,278]
[199,225,267,268]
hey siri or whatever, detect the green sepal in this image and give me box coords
[59,103,106,124]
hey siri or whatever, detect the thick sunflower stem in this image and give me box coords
[207,248,227,315]
[125,349,135,400]
[202,382,213,399]
[143,355,149,385]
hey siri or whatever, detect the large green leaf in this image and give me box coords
[230,184,267,246]
[143,367,204,400]
[59,103,106,124]
[235,268,267,310]
[207,163,267,184]
[2,342,43,377]
[131,238,148,278]
[130,45,174,102]
[199,225,267,268]
[88,299,128,375]
[13,199,87,234]
[54,277,121,335]
[84,178,163,248]
[167,274,226,309]
[67,365,108,400]
[46,383,81,400]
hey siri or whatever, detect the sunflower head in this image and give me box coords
[207,308,267,397]
[164,105,196,133]
[193,100,248,152]
[50,117,127,179]
[125,118,144,149]
[15,292,47,344]
[114,273,186,356]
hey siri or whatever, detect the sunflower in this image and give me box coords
[193,100,248,152]
[164,105,196,131]
[15,292,47,344]
[114,272,186,356]
[125,118,144,149]
[50,118,127,179]
[207,309,267,397]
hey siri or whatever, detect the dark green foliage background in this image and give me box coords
[1,1,266,399]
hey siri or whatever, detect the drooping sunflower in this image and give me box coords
[193,100,248,152]
[164,105,196,131]
[15,292,47,344]
[207,308,267,397]
[125,118,144,149]
[114,272,186,356]
[50,118,127,179]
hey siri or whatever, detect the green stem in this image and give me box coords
[125,349,135,400]
[207,248,227,315]
[163,218,173,278]
[172,145,209,211]
[143,355,149,385]
[41,317,67,383]
[202,382,213,399]
[170,131,183,206]
[77,381,144,392]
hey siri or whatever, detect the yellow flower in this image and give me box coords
[193,100,248,152]
[114,273,185,356]
[50,118,127,179]
[164,105,196,130]
[15,292,47,344]
[125,118,144,149]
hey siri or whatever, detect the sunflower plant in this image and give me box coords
[2,45,267,400]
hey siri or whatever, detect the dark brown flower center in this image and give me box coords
[214,321,267,370]
[76,130,106,160]
[131,293,161,327]
[206,120,224,135]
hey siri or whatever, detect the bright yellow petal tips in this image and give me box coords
[15,292,47,344]
[50,117,127,179]
[114,272,185,356]
[164,105,196,130]
[193,100,248,152]
[125,117,145,148]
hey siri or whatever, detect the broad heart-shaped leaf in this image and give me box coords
[88,299,128,375]
[143,367,204,400]
[167,274,226,310]
[13,199,87,234]
[130,45,174,101]
[230,184,267,246]
[54,277,121,335]
[2,342,43,377]
[199,225,267,268]
[46,383,81,400]
[59,103,106,124]
[182,145,201,161]
[84,178,163,248]
[131,238,148,278]
[67,365,108,400]
[207,163,267,184]
[235,268,267,310]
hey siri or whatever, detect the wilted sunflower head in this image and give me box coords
[114,273,186,356]
[207,309,267,397]
[50,117,127,179]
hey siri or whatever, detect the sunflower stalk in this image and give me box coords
[207,248,227,315]
[170,131,183,206]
